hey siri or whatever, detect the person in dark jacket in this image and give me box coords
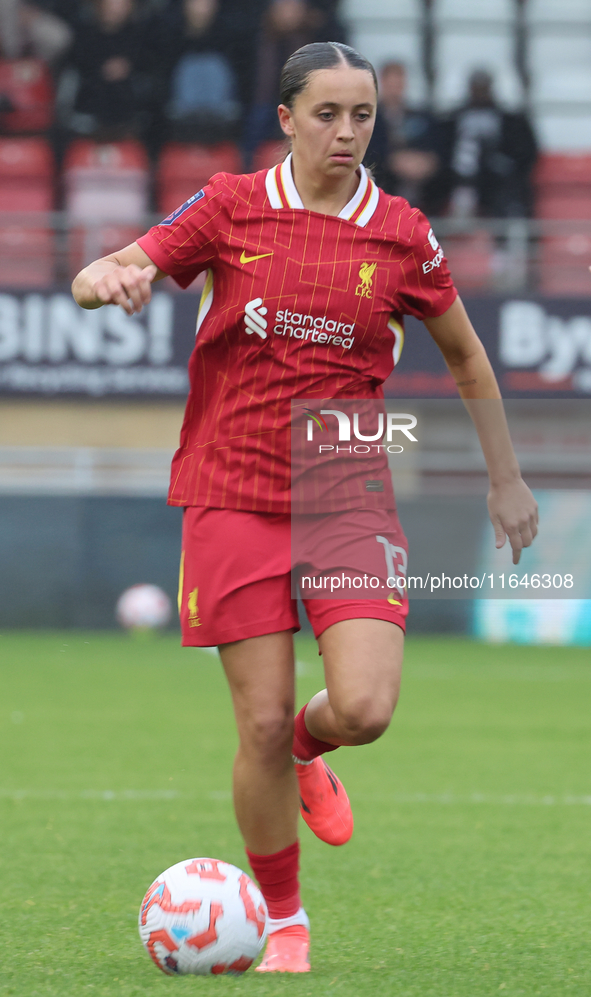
[244,0,347,161]
[152,0,240,142]
[441,69,538,218]
[61,0,151,139]
[366,61,442,213]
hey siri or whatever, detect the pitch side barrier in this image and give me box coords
[290,398,591,602]
[1,286,591,399]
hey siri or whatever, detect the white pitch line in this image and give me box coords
[359,792,591,806]
[0,789,182,801]
[1,789,590,805]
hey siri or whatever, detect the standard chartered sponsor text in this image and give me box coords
[274,309,355,349]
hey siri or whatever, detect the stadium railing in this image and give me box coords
[0,212,589,296]
[2,411,589,498]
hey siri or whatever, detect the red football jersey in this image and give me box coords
[137,155,457,513]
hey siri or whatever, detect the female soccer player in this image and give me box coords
[72,42,538,973]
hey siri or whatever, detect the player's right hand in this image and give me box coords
[92,264,157,315]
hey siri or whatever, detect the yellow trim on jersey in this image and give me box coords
[387,316,405,366]
[264,154,379,226]
[265,164,283,209]
[196,268,214,337]
[177,550,185,615]
[338,165,369,220]
[355,181,380,227]
[280,155,304,209]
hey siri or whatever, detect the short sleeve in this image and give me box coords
[137,173,229,289]
[396,208,458,320]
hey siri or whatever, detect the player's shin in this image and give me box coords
[246,841,302,921]
[292,703,353,847]
[292,702,340,763]
[247,842,310,973]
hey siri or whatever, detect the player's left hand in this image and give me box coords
[487,477,539,565]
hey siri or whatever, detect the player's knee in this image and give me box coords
[242,708,294,766]
[336,697,395,745]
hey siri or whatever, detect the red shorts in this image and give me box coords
[178,507,408,647]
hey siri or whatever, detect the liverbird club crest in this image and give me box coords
[355,262,377,299]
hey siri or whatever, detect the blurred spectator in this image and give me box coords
[157,0,240,143]
[244,0,346,161]
[0,0,72,63]
[441,70,538,218]
[219,0,268,112]
[368,61,442,213]
[26,0,78,25]
[58,0,153,141]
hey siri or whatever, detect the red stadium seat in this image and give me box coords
[0,186,51,212]
[64,139,149,172]
[0,138,55,283]
[440,230,495,292]
[534,154,591,220]
[0,226,54,287]
[157,142,242,215]
[0,136,53,178]
[64,140,150,223]
[536,194,591,221]
[64,141,149,277]
[534,154,591,190]
[251,140,290,172]
[0,58,54,133]
[0,137,54,211]
[158,142,241,183]
[538,234,591,296]
[68,224,143,279]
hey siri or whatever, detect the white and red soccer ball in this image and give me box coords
[116,584,172,630]
[138,858,268,976]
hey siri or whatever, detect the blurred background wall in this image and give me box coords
[1,0,590,637]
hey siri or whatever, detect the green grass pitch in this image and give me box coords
[1,630,590,997]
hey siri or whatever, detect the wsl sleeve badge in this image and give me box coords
[160,189,206,226]
[139,857,268,975]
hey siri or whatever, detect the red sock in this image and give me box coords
[292,704,339,763]
[246,841,301,920]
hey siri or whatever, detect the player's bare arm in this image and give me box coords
[71,242,167,316]
[424,296,538,564]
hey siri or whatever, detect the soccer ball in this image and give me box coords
[116,584,171,630]
[138,857,268,976]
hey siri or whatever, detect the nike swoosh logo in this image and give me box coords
[240,250,273,264]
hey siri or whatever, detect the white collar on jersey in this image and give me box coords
[265,152,379,227]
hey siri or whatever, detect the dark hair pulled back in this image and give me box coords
[279,41,378,109]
